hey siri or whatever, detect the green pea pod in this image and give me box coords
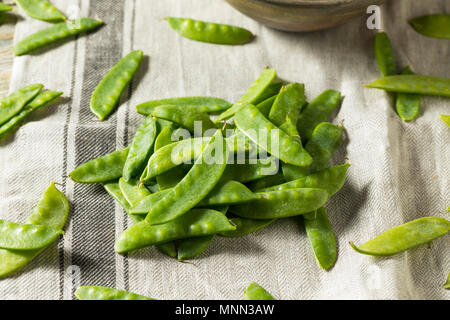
[103,182,135,218]
[246,172,285,191]
[365,75,450,97]
[140,135,248,183]
[268,83,305,127]
[256,95,277,118]
[0,220,63,250]
[136,96,231,115]
[279,114,299,137]
[166,17,253,45]
[0,90,62,139]
[0,84,43,126]
[14,18,104,56]
[230,188,328,220]
[444,273,450,290]
[75,286,154,300]
[350,217,450,257]
[177,235,214,260]
[235,104,312,167]
[303,208,337,270]
[441,115,450,126]
[215,69,276,122]
[395,66,422,122]
[243,282,275,300]
[0,182,69,278]
[146,130,228,225]
[118,178,151,207]
[0,3,12,11]
[297,90,341,143]
[152,105,217,134]
[219,217,274,237]
[129,189,171,215]
[374,32,397,77]
[16,0,66,23]
[261,164,349,197]
[123,116,157,181]
[115,209,235,253]
[282,122,343,180]
[156,242,178,258]
[409,14,450,39]
[252,82,283,106]
[90,50,143,120]
[223,157,279,183]
[70,147,130,183]
[198,180,257,206]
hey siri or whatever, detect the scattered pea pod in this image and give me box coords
[374,32,397,77]
[0,220,63,250]
[409,14,450,39]
[166,17,253,45]
[230,188,328,220]
[70,147,130,183]
[303,208,337,270]
[297,90,341,143]
[136,96,231,115]
[441,115,450,126]
[16,0,66,23]
[444,273,450,290]
[90,50,143,120]
[14,18,104,56]
[0,90,61,139]
[219,217,274,238]
[243,282,275,300]
[146,130,228,225]
[115,209,235,253]
[0,84,43,126]
[235,104,312,167]
[350,217,450,256]
[0,182,69,278]
[268,83,305,127]
[365,75,450,97]
[215,68,277,122]
[0,3,12,11]
[123,115,157,181]
[395,66,422,122]
[152,105,217,133]
[75,286,154,300]
[177,235,214,260]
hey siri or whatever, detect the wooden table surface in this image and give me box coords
[0,2,17,97]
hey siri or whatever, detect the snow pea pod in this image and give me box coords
[177,235,214,260]
[198,180,257,206]
[268,83,305,127]
[243,282,275,300]
[0,220,63,250]
[0,182,69,278]
[441,115,450,126]
[215,69,277,122]
[14,18,103,56]
[256,95,277,118]
[0,90,62,138]
[409,14,450,39]
[252,82,283,106]
[223,157,279,183]
[247,172,285,191]
[303,208,336,270]
[70,147,130,183]
[230,188,328,220]
[297,90,341,143]
[219,217,274,237]
[75,286,154,300]
[136,96,231,115]
[152,105,217,133]
[103,182,131,213]
[261,164,349,197]
[166,17,253,45]
[0,3,11,11]
[365,75,450,97]
[395,66,422,122]
[16,0,66,23]
[374,32,397,77]
[146,130,228,225]
[115,209,235,253]
[235,104,312,167]
[129,189,171,215]
[0,84,43,126]
[90,50,143,120]
[444,273,450,290]
[282,122,343,181]
[123,116,157,181]
[156,242,177,258]
[119,178,151,207]
[350,217,450,257]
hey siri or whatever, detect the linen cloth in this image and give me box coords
[0,0,448,300]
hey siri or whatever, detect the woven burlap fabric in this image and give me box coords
[0,0,448,300]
